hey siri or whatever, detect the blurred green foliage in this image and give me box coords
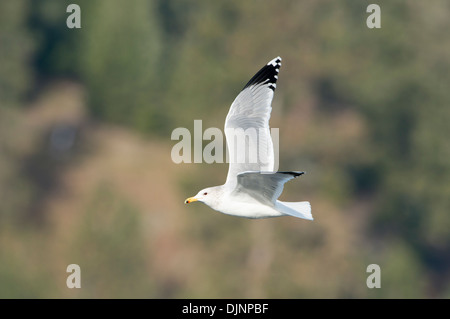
[0,0,35,106]
[0,0,449,298]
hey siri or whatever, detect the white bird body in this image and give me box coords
[185,57,313,220]
[216,187,283,218]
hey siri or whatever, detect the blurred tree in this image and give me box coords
[75,0,164,133]
[308,1,450,296]
[0,0,35,106]
[30,0,164,133]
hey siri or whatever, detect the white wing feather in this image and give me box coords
[224,57,282,189]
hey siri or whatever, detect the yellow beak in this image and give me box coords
[184,197,198,204]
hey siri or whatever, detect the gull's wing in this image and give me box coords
[224,57,282,189]
[234,171,304,205]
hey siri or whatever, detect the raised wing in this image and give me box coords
[234,171,304,205]
[224,57,282,189]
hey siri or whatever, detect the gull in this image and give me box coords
[185,57,312,220]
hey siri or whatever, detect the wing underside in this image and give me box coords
[234,171,304,205]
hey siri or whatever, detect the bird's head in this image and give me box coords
[184,187,221,206]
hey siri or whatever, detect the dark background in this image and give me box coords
[0,0,449,298]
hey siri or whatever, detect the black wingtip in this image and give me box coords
[242,56,282,91]
[279,171,305,178]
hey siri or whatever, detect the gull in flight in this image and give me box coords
[185,57,312,220]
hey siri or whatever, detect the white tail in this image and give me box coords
[276,201,313,220]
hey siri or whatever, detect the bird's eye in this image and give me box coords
[203,192,208,195]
